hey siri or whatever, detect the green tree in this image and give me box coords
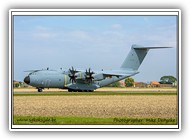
[14,83,20,88]
[125,77,134,87]
[159,76,177,84]
[107,81,121,87]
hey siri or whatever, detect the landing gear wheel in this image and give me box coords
[38,88,43,92]
[68,89,72,92]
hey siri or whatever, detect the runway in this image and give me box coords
[13,87,177,93]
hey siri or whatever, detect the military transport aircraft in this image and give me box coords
[24,44,171,92]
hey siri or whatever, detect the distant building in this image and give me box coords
[149,81,173,88]
[133,81,173,88]
[13,81,31,88]
[159,83,173,87]
[13,81,21,88]
[172,81,177,87]
[119,80,125,87]
[133,82,148,88]
[150,81,160,87]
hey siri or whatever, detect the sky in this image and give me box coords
[13,15,177,82]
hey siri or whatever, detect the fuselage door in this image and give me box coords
[45,79,51,87]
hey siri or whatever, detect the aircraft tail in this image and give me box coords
[120,44,171,70]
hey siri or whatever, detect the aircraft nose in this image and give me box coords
[24,76,30,84]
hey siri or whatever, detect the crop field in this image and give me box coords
[13,90,178,125]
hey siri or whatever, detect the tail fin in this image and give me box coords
[120,44,171,70]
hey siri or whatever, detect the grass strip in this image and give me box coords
[13,116,177,125]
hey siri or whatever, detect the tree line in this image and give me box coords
[107,75,177,87]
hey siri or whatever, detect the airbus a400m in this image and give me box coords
[24,44,170,92]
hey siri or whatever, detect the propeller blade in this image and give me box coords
[68,66,77,83]
[85,68,94,83]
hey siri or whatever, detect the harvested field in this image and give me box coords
[13,95,177,118]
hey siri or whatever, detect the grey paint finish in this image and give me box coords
[23,44,170,92]
[121,44,149,70]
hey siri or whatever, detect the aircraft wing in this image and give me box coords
[74,68,139,82]
[101,71,139,78]
[66,67,139,84]
[74,69,138,76]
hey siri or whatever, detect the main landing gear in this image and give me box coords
[68,89,94,92]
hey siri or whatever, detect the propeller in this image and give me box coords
[68,66,77,83]
[85,68,94,83]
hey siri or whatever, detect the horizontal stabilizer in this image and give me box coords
[133,46,172,50]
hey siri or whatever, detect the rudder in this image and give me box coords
[120,44,148,70]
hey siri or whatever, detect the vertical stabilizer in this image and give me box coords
[120,44,171,70]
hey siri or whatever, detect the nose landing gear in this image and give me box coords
[37,88,43,92]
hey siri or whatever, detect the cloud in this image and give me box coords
[68,30,91,41]
[35,26,50,31]
[33,26,56,39]
[111,24,122,29]
[35,32,56,38]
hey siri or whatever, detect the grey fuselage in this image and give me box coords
[27,69,137,91]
